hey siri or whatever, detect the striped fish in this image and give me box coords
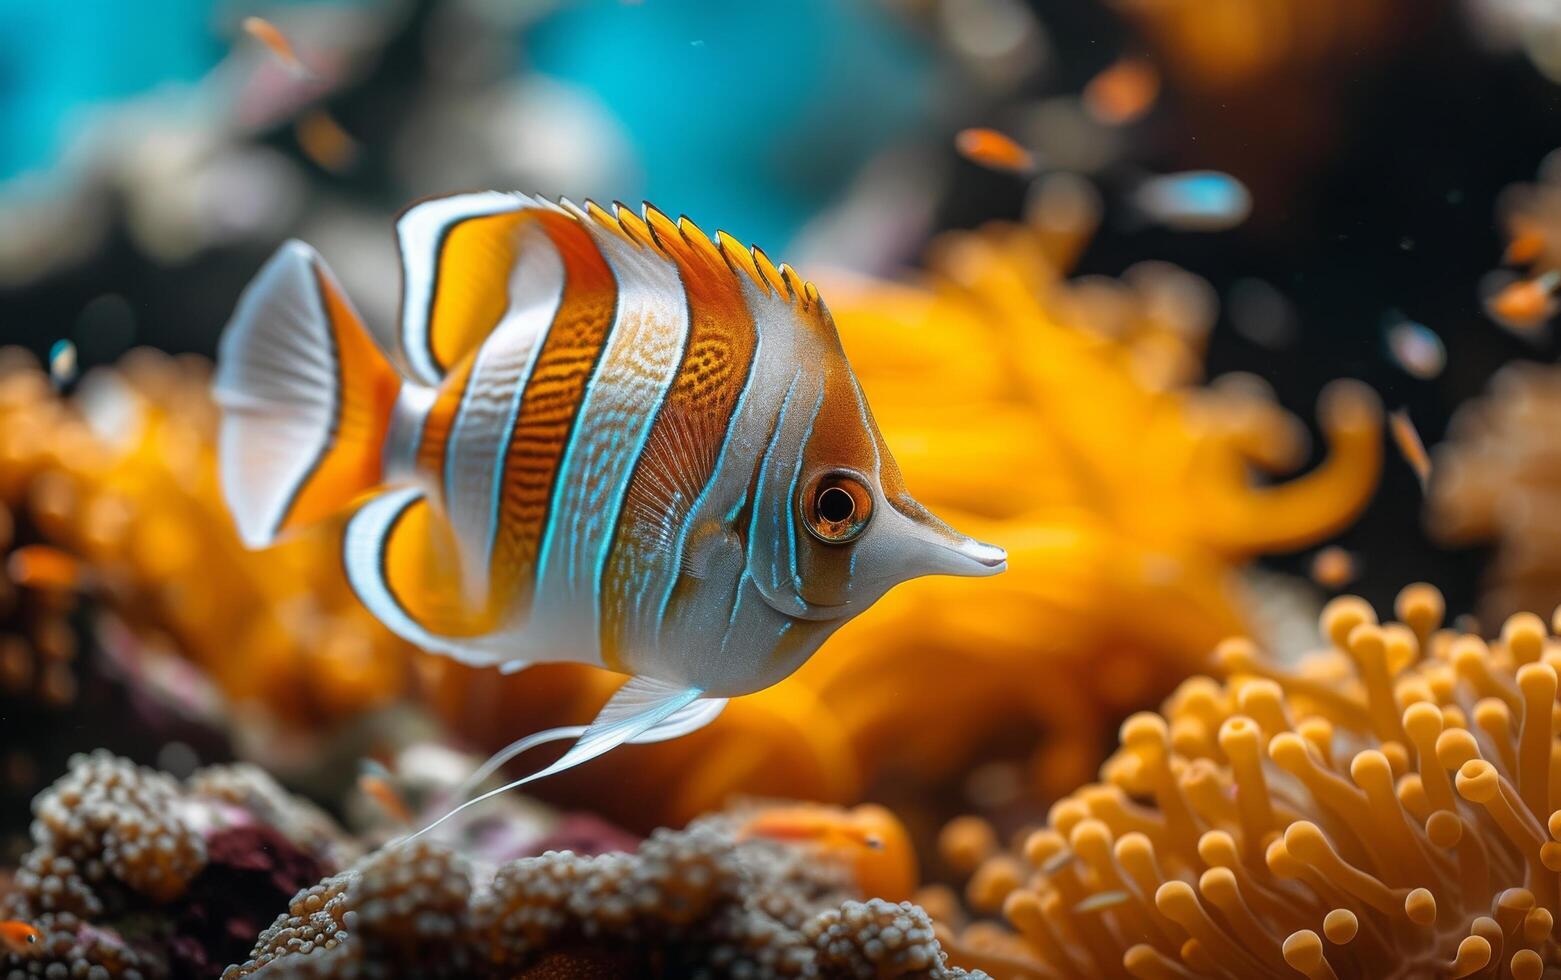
[214,193,1005,826]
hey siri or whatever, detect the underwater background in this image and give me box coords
[5,0,1561,976]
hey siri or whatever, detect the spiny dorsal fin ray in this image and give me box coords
[393,191,822,386]
[571,198,820,309]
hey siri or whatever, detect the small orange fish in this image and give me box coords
[1309,545,1357,590]
[955,128,1035,174]
[1504,227,1547,266]
[1488,273,1559,331]
[1083,56,1159,126]
[295,110,358,174]
[1389,409,1430,492]
[0,920,41,956]
[358,763,414,825]
[6,544,84,591]
[242,16,313,78]
[740,803,916,901]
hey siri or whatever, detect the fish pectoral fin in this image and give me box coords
[630,694,728,744]
[561,676,708,764]
[445,695,727,811]
[403,679,711,843]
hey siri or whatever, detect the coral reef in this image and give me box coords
[224,813,983,980]
[1,750,359,978]
[1429,362,1561,626]
[931,584,1561,978]
[0,213,1381,835]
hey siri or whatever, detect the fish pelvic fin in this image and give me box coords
[402,678,721,843]
[214,240,405,547]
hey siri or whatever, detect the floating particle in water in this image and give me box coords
[1082,56,1159,125]
[1389,408,1430,492]
[955,127,1035,174]
[1309,545,1357,589]
[6,544,84,591]
[294,109,358,174]
[1505,226,1547,264]
[242,16,314,78]
[1486,271,1559,332]
[1074,890,1129,914]
[1227,277,1298,349]
[1132,170,1251,231]
[47,339,76,388]
[1385,316,1445,379]
[358,760,414,825]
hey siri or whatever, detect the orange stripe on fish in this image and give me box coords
[600,213,758,671]
[414,354,477,489]
[486,213,618,615]
[426,210,535,374]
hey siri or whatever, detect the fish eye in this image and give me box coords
[801,470,872,544]
[26,933,37,944]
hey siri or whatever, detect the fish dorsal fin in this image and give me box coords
[342,487,513,667]
[396,193,824,387]
[395,192,566,386]
[404,679,715,842]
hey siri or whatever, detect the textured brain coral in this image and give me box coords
[932,584,1561,979]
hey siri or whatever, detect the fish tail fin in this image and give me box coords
[215,240,406,547]
[401,681,727,843]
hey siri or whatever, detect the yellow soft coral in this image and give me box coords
[1430,362,1561,627]
[938,584,1561,979]
[0,349,414,737]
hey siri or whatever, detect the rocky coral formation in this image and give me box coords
[225,815,984,980]
[932,584,1561,978]
[1,751,359,978]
